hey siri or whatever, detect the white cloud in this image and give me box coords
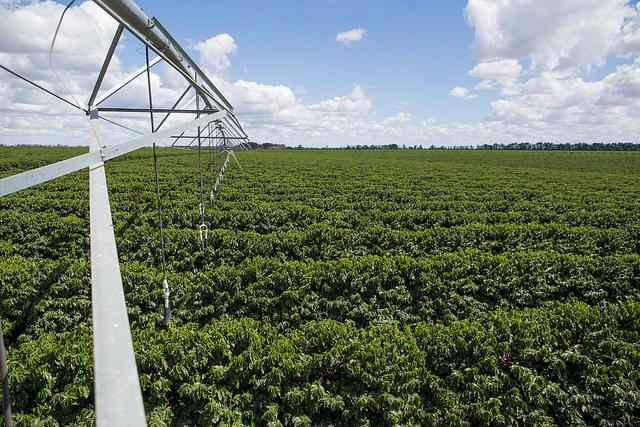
[336,28,366,44]
[463,0,640,141]
[192,34,237,73]
[309,85,372,114]
[382,112,412,124]
[488,59,640,128]
[449,86,477,100]
[0,1,197,145]
[469,60,521,83]
[228,80,297,114]
[464,0,640,71]
[618,3,640,57]
[469,59,522,95]
[2,0,640,148]
[0,0,133,145]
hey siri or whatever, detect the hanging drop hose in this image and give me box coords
[208,124,215,205]
[229,150,242,170]
[0,314,11,427]
[153,144,171,326]
[197,126,208,250]
[210,126,222,205]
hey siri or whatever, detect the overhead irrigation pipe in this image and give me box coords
[92,0,232,112]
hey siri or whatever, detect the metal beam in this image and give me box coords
[98,107,206,114]
[0,110,227,197]
[152,19,233,112]
[92,56,162,107]
[155,85,191,131]
[88,113,146,427]
[170,130,186,148]
[0,151,101,197]
[92,0,225,112]
[171,135,248,140]
[88,24,124,108]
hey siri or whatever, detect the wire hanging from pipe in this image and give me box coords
[153,143,171,326]
[197,126,208,250]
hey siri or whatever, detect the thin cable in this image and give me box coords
[49,0,103,143]
[153,144,170,326]
[197,126,207,250]
[49,0,81,110]
[0,64,85,113]
[208,124,215,204]
[98,116,145,135]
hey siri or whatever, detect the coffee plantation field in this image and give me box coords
[1,146,639,426]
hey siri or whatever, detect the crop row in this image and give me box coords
[6,301,639,426]
[2,251,639,339]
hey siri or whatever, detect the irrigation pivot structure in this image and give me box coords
[0,0,249,425]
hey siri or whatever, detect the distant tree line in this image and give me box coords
[337,142,640,151]
[247,141,289,150]
[246,142,640,151]
[473,142,640,151]
[3,141,638,151]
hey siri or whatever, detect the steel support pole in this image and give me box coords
[88,111,146,426]
[88,23,124,108]
[145,46,155,133]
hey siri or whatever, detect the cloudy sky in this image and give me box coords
[1,0,640,147]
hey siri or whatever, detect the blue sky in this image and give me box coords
[133,0,486,124]
[1,0,640,146]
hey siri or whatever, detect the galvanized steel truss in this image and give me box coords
[0,0,250,425]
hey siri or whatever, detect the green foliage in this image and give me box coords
[1,147,639,425]
[5,302,640,426]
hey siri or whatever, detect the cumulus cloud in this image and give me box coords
[486,60,640,127]
[465,0,640,71]
[463,0,640,141]
[469,59,521,84]
[336,28,366,44]
[0,0,392,148]
[382,112,412,124]
[449,86,477,100]
[0,1,208,145]
[192,34,237,73]
[0,0,132,145]
[310,85,372,114]
[228,80,297,115]
[468,59,522,95]
[3,0,640,148]
[618,3,640,57]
